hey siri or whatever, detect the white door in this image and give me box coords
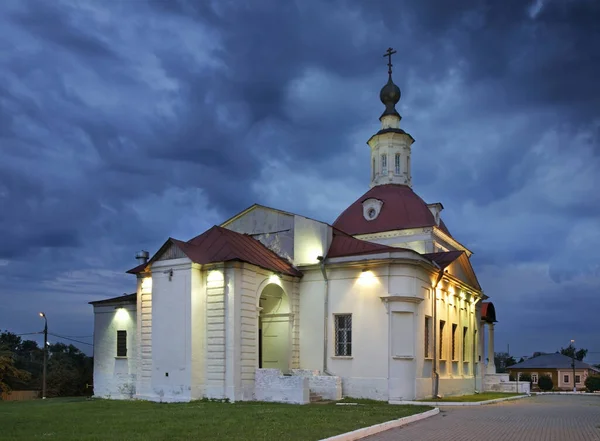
[260,315,291,373]
[388,311,416,401]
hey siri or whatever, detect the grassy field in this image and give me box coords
[419,392,524,402]
[0,397,432,441]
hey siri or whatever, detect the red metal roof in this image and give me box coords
[422,250,464,270]
[89,293,137,305]
[332,184,452,236]
[481,302,497,323]
[326,227,401,258]
[127,226,302,277]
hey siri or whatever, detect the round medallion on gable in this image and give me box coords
[368,208,377,219]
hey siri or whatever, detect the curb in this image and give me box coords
[532,392,599,396]
[318,408,439,441]
[390,394,530,406]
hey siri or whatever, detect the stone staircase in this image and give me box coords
[309,391,323,403]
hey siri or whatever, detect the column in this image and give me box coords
[486,323,496,374]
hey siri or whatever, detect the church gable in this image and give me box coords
[156,242,188,261]
[445,253,481,291]
[221,204,295,262]
[424,250,481,291]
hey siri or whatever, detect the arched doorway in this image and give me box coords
[258,283,291,373]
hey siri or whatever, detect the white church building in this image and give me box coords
[90,54,502,403]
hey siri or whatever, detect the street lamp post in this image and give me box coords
[570,339,576,393]
[39,312,48,399]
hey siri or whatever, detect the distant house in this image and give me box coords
[507,353,600,391]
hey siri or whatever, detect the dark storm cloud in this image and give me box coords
[0,0,598,361]
[8,1,119,60]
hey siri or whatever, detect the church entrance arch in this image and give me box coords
[258,283,291,373]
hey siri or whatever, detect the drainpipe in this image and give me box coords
[431,263,445,399]
[317,256,334,376]
[472,297,481,393]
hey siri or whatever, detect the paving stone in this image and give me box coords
[366,395,600,441]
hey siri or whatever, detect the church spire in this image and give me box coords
[380,48,401,121]
[367,48,415,188]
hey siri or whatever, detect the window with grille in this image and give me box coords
[117,330,127,357]
[451,324,458,361]
[439,320,446,359]
[381,154,387,174]
[576,375,581,384]
[395,153,401,174]
[334,314,352,356]
[462,327,468,362]
[563,375,569,383]
[424,316,431,358]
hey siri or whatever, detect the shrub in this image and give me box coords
[584,375,600,392]
[538,375,553,391]
[509,373,516,381]
[518,373,532,383]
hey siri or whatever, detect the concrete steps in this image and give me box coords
[310,392,323,403]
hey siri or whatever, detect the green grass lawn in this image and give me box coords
[0,397,432,441]
[418,392,524,402]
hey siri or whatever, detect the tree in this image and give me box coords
[0,331,92,397]
[585,375,600,393]
[0,344,31,394]
[494,352,516,373]
[560,343,587,361]
[0,331,43,391]
[538,374,553,391]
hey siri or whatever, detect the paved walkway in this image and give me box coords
[366,395,600,441]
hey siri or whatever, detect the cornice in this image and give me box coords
[433,227,472,257]
[380,295,424,304]
[355,227,431,241]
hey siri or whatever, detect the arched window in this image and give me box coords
[372,157,376,180]
[381,154,387,174]
[395,153,401,175]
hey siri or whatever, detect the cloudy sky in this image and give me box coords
[1,0,598,363]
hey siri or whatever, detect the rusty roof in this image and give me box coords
[127,226,302,277]
[332,184,452,236]
[481,302,497,323]
[326,227,402,258]
[422,250,464,270]
[89,293,137,305]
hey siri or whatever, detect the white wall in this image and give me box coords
[92,302,137,399]
[293,216,331,266]
[326,266,390,400]
[150,258,194,402]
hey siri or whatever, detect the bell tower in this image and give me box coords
[368,48,415,188]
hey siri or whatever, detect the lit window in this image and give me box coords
[563,375,569,383]
[395,153,401,174]
[335,315,352,356]
[117,330,127,357]
[381,154,387,174]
